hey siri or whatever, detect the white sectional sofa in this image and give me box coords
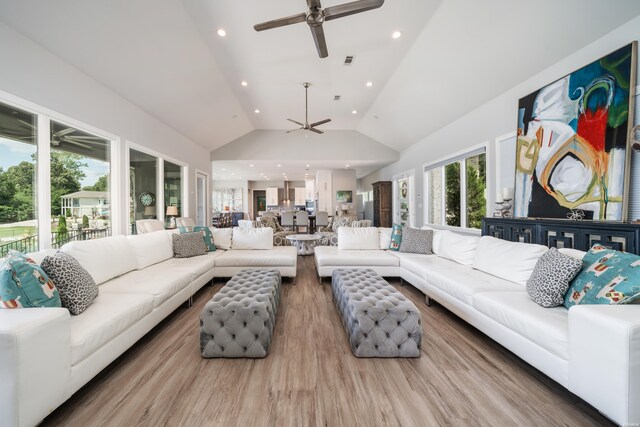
[0,227,296,427]
[315,227,640,426]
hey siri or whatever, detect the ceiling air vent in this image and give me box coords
[344,55,355,65]
[334,95,341,101]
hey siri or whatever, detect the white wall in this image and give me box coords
[360,16,640,227]
[332,169,358,217]
[0,23,211,234]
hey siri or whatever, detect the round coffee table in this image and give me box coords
[286,234,322,255]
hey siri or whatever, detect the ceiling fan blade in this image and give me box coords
[309,118,331,127]
[287,118,304,126]
[324,0,384,21]
[60,137,93,149]
[53,127,76,138]
[286,127,303,134]
[254,12,307,31]
[309,127,324,134]
[309,24,328,58]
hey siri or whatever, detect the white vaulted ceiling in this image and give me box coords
[0,0,639,156]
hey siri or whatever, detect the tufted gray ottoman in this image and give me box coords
[200,269,281,358]
[332,269,422,358]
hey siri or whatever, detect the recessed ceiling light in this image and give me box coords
[366,81,373,87]
[217,29,227,37]
[254,109,260,114]
[352,110,357,114]
[392,31,402,39]
[250,164,254,167]
[277,164,282,167]
[241,81,248,86]
[221,168,226,171]
[305,164,310,167]
[346,164,350,168]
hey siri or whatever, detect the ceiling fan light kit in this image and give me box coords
[254,0,385,58]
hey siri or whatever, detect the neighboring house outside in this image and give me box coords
[60,191,110,220]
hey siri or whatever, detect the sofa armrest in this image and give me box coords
[568,305,640,426]
[0,308,71,427]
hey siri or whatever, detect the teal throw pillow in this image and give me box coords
[389,223,403,251]
[564,244,640,308]
[0,250,61,309]
[179,226,216,251]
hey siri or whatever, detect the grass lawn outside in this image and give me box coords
[0,226,37,240]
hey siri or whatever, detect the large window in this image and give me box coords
[0,102,38,256]
[164,161,182,228]
[51,121,111,247]
[425,148,486,229]
[130,149,158,227]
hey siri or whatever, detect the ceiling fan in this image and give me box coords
[286,82,331,134]
[254,0,385,58]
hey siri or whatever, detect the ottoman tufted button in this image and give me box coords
[364,310,367,315]
[255,334,259,340]
[397,321,401,326]
[407,333,411,337]
[221,346,225,351]
[221,322,224,327]
[243,322,247,327]
[386,333,390,337]
[232,334,236,339]
[364,333,368,338]
[374,321,378,325]
[374,345,378,349]
[243,347,247,352]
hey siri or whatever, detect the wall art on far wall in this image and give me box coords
[336,190,353,203]
[514,41,637,221]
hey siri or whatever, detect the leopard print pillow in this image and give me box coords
[41,251,98,315]
[526,247,583,308]
[399,227,433,254]
[172,232,208,258]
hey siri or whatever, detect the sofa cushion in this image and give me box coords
[564,245,640,307]
[401,255,524,305]
[231,227,273,250]
[99,263,193,308]
[172,232,208,258]
[179,226,216,251]
[379,228,392,250]
[433,230,479,266]
[41,252,99,315]
[0,250,60,309]
[69,292,154,365]
[474,292,569,360]
[473,236,548,286]
[62,236,138,285]
[214,247,297,267]
[389,223,403,251]
[127,231,174,269]
[314,246,400,267]
[338,227,379,250]
[399,227,433,254]
[209,227,232,250]
[160,251,220,280]
[526,248,583,308]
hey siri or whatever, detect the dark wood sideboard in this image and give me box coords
[482,217,640,256]
[372,181,392,228]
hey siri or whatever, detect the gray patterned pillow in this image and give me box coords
[173,232,208,258]
[399,227,433,254]
[331,216,352,232]
[526,247,583,308]
[41,251,98,315]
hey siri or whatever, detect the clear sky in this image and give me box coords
[0,136,109,187]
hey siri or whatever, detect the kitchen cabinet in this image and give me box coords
[294,188,306,206]
[316,170,332,213]
[266,187,279,206]
[305,179,315,200]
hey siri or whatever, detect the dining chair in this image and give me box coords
[262,211,276,217]
[281,211,295,231]
[295,211,309,234]
[315,211,329,229]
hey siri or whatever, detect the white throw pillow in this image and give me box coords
[558,247,587,260]
[127,231,174,269]
[209,227,232,250]
[434,230,479,266]
[338,227,379,250]
[231,227,273,250]
[378,228,392,250]
[473,236,548,286]
[61,235,138,285]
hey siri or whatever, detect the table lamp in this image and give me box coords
[166,205,178,228]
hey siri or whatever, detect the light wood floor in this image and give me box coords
[43,256,612,427]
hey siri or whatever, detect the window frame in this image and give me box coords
[423,142,489,232]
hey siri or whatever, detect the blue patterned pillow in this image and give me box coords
[179,226,216,251]
[0,250,61,309]
[389,223,403,251]
[564,245,640,307]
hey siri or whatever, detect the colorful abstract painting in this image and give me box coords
[514,42,637,221]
